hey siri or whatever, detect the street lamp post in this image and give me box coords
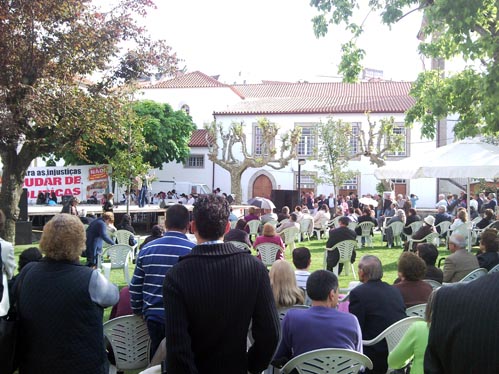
[297,158,306,206]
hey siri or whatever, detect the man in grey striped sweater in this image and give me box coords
[163,194,280,374]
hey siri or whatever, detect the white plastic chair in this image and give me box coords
[227,241,252,251]
[408,232,440,251]
[347,221,358,232]
[452,221,477,250]
[406,303,427,318]
[330,216,342,229]
[280,348,373,374]
[423,279,442,290]
[115,229,138,260]
[281,226,300,251]
[103,315,151,373]
[267,220,279,228]
[435,221,452,246]
[404,221,423,242]
[356,221,375,248]
[363,316,425,353]
[385,221,404,248]
[299,218,313,241]
[488,263,499,274]
[247,220,261,241]
[459,267,488,283]
[255,243,282,267]
[101,244,132,284]
[323,240,358,279]
[313,219,330,240]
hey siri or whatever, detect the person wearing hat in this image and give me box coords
[404,215,436,252]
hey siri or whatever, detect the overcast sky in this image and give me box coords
[142,0,426,83]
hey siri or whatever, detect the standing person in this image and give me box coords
[85,212,116,268]
[163,195,279,374]
[0,209,16,317]
[103,192,114,212]
[130,204,195,357]
[349,255,406,374]
[61,196,79,215]
[272,270,363,368]
[425,273,499,373]
[14,214,119,374]
[410,193,419,208]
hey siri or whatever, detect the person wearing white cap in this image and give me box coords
[404,215,436,252]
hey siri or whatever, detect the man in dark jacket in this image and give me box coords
[163,194,280,374]
[349,255,406,374]
[325,216,356,274]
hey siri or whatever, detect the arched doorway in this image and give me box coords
[252,174,272,199]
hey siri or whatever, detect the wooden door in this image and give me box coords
[253,175,272,199]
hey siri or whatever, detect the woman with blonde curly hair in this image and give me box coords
[269,260,304,309]
[14,214,119,374]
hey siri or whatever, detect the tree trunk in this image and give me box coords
[0,145,33,242]
[230,168,244,204]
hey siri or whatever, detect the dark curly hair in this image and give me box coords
[398,252,427,281]
[481,228,499,253]
[193,194,230,240]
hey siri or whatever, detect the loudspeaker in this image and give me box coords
[271,190,299,212]
[61,195,73,205]
[15,221,32,245]
[18,188,28,221]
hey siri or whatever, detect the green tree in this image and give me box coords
[0,0,178,241]
[205,118,301,203]
[310,0,499,138]
[64,100,195,168]
[315,119,357,198]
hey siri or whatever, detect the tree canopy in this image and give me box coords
[63,100,195,169]
[310,0,499,138]
[0,0,178,241]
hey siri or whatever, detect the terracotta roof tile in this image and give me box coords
[189,129,209,147]
[214,81,414,114]
[145,71,229,89]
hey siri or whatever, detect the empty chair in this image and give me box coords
[356,221,375,248]
[281,226,300,252]
[280,348,373,374]
[247,220,261,242]
[255,243,283,267]
[103,315,151,373]
[406,303,427,318]
[323,240,358,279]
[101,244,132,284]
[299,218,313,241]
[363,316,425,353]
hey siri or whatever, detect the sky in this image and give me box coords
[142,0,427,83]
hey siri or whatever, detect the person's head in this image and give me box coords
[0,209,5,237]
[397,252,427,281]
[408,208,417,216]
[417,243,439,266]
[192,194,230,241]
[457,209,468,222]
[70,197,79,206]
[107,192,114,200]
[489,192,496,200]
[396,209,406,220]
[354,208,362,216]
[423,215,435,227]
[18,247,42,270]
[166,204,190,232]
[306,270,339,307]
[484,208,494,220]
[40,214,85,262]
[235,219,247,230]
[438,194,445,201]
[120,213,132,225]
[292,247,311,270]
[358,255,383,282]
[281,206,290,215]
[150,225,163,237]
[363,208,371,216]
[269,260,304,308]
[262,222,276,237]
[480,228,499,253]
[289,213,298,222]
[295,205,302,213]
[337,216,349,227]
[321,204,329,213]
[92,191,97,197]
[248,206,256,215]
[448,233,466,252]
[437,205,446,213]
[102,212,114,224]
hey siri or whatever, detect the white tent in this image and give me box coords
[374,138,499,250]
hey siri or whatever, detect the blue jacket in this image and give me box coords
[129,231,195,323]
[85,218,115,257]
